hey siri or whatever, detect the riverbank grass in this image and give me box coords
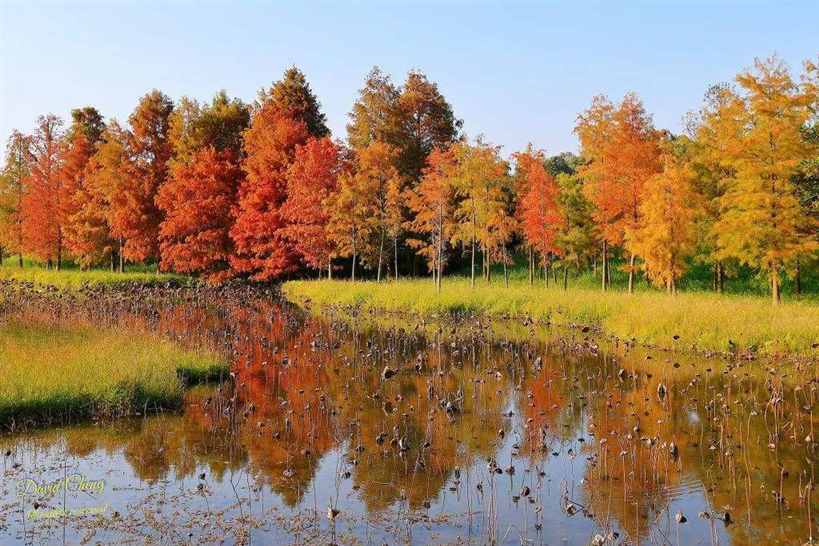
[0,261,187,289]
[283,278,819,356]
[0,319,227,427]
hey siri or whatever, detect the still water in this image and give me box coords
[1,287,816,545]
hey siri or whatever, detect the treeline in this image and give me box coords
[0,57,817,302]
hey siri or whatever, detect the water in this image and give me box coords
[0,287,816,545]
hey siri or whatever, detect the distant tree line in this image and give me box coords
[1,57,817,303]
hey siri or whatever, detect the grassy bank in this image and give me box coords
[0,259,187,289]
[0,319,227,428]
[283,278,819,356]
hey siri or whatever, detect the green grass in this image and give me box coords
[0,319,228,427]
[283,277,819,357]
[0,260,188,289]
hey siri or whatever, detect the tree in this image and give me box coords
[515,147,565,286]
[0,131,32,266]
[231,104,310,280]
[21,115,64,268]
[450,140,512,286]
[121,90,174,262]
[83,123,140,271]
[629,149,698,293]
[169,91,250,162]
[687,83,745,292]
[279,137,343,277]
[258,67,329,138]
[157,92,250,280]
[714,57,818,303]
[359,142,403,281]
[325,169,374,281]
[575,93,662,292]
[397,70,462,183]
[405,146,458,291]
[555,172,599,288]
[156,147,242,282]
[347,67,403,150]
[61,107,106,267]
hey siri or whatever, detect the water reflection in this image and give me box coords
[0,288,815,545]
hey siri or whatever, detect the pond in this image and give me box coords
[0,286,816,545]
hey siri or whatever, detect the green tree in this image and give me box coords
[259,66,329,138]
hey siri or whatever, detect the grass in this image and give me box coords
[0,259,188,289]
[0,318,228,427]
[283,277,819,357]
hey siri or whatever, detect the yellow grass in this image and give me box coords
[0,319,227,426]
[283,278,819,356]
[0,264,187,289]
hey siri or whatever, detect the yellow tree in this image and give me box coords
[629,148,698,293]
[575,93,662,292]
[714,57,818,303]
[405,146,458,291]
[450,140,511,287]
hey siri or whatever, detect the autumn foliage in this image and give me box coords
[1,59,816,302]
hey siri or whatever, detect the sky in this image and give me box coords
[1,1,817,157]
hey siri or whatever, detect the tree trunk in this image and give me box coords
[717,262,724,293]
[771,267,781,304]
[543,258,548,288]
[18,251,23,268]
[470,238,476,288]
[503,258,508,288]
[118,239,124,272]
[528,247,534,286]
[627,253,635,294]
[563,265,568,291]
[394,237,399,282]
[351,232,357,282]
[377,230,385,282]
[56,233,62,271]
[795,259,801,296]
[601,241,608,291]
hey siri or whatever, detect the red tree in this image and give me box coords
[515,149,564,273]
[230,106,309,280]
[279,137,342,276]
[21,115,64,267]
[157,147,242,282]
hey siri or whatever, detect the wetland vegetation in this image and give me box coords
[0,280,816,545]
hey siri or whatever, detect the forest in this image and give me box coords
[1,56,817,303]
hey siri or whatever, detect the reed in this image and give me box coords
[0,319,227,427]
[283,278,819,356]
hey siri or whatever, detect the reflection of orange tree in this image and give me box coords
[230,310,337,506]
[579,362,685,543]
[335,334,507,511]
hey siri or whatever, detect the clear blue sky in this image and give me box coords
[1,1,817,156]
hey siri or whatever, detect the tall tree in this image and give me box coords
[575,93,662,292]
[0,131,32,266]
[169,92,250,162]
[121,90,174,262]
[82,124,138,271]
[555,172,599,287]
[450,140,512,286]
[61,107,105,267]
[157,148,243,282]
[714,57,818,303]
[279,137,343,277]
[515,147,565,286]
[231,104,310,280]
[346,67,402,150]
[325,169,374,281]
[21,115,64,268]
[629,149,699,293]
[157,92,250,281]
[405,146,458,291]
[397,70,462,183]
[259,67,329,138]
